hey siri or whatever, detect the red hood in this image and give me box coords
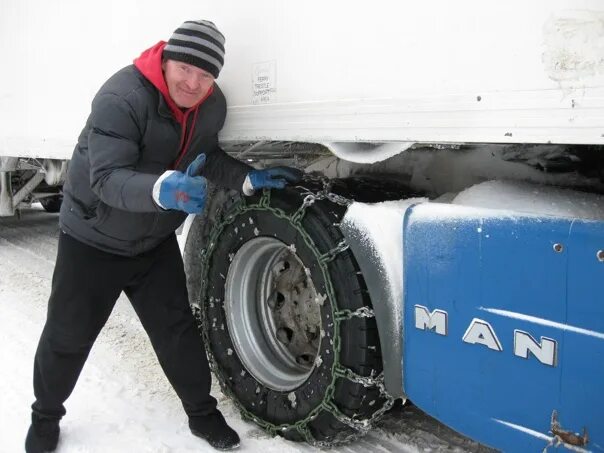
[134,41,213,125]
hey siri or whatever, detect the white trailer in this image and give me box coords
[2,1,603,210]
[2,1,603,450]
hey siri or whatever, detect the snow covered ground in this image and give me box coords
[0,206,491,453]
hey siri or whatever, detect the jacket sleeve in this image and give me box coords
[87,92,161,213]
[201,138,253,192]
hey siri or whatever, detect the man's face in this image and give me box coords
[162,59,215,108]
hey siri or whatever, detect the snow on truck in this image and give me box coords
[2,1,603,451]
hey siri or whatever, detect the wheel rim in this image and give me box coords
[224,237,322,391]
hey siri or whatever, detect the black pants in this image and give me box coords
[32,231,216,420]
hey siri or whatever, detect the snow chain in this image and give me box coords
[197,178,395,447]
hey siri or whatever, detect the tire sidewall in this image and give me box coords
[203,198,338,425]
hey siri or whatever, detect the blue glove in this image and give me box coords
[246,166,303,191]
[157,154,207,214]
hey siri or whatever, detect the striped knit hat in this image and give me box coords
[163,20,225,78]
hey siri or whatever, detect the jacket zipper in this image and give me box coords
[172,86,214,170]
[172,109,192,170]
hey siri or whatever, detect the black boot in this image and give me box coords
[25,414,60,453]
[189,410,240,450]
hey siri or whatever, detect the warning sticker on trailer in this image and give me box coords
[252,61,276,104]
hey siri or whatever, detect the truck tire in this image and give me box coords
[40,195,62,213]
[189,179,398,445]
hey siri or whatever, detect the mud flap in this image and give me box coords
[402,203,604,452]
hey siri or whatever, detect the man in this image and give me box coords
[26,20,301,453]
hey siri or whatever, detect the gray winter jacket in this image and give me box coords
[60,49,251,256]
